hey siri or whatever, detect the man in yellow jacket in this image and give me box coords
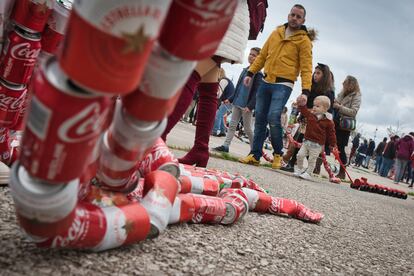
[239,4,313,169]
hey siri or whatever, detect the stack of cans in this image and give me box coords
[7,0,239,250]
[0,0,74,165]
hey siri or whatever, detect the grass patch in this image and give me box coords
[407,192,414,197]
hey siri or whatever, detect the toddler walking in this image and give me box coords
[295,96,337,180]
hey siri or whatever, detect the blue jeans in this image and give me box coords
[212,102,232,134]
[379,157,394,177]
[374,155,383,172]
[394,158,409,183]
[251,81,292,159]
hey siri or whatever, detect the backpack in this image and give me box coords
[247,0,268,40]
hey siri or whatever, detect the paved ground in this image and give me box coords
[0,122,413,275]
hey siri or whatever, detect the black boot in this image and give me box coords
[336,166,346,180]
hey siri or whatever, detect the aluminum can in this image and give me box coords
[140,171,179,237]
[138,138,179,178]
[159,0,238,60]
[122,44,195,121]
[20,57,111,182]
[168,193,226,225]
[219,188,248,225]
[11,0,54,33]
[9,162,79,238]
[59,0,172,95]
[41,0,73,55]
[0,25,41,84]
[0,78,27,128]
[35,202,106,249]
[108,103,166,162]
[0,127,12,164]
[178,175,219,196]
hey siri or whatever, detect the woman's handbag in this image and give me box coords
[339,116,356,131]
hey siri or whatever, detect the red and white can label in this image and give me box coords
[93,202,150,251]
[159,0,238,60]
[60,0,172,95]
[11,0,54,33]
[20,59,111,182]
[0,80,27,128]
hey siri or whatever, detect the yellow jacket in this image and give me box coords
[247,24,313,93]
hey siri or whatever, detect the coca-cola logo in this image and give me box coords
[52,208,87,248]
[139,145,175,173]
[58,102,109,143]
[192,212,204,223]
[268,197,281,215]
[0,92,26,111]
[10,43,41,63]
[176,0,237,20]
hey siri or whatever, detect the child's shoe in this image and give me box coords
[272,154,282,169]
[239,154,260,166]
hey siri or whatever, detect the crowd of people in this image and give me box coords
[163,3,412,186]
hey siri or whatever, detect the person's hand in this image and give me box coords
[296,94,307,106]
[243,76,252,86]
[243,107,251,113]
[333,101,341,109]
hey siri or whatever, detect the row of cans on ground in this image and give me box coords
[351,178,408,199]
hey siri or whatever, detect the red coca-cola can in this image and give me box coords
[138,138,179,178]
[8,86,31,131]
[11,0,54,33]
[35,202,106,249]
[159,0,238,60]
[178,175,219,196]
[60,0,172,95]
[20,57,112,183]
[122,44,195,121]
[219,188,249,225]
[0,78,27,128]
[141,170,179,237]
[0,25,41,84]
[41,0,73,55]
[9,162,79,238]
[0,127,12,164]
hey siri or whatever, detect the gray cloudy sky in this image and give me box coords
[223,0,414,142]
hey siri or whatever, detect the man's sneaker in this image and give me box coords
[272,154,282,169]
[280,164,294,172]
[239,154,260,166]
[299,172,313,181]
[213,145,229,153]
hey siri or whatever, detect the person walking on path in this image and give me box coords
[364,139,375,168]
[347,133,361,166]
[333,75,362,179]
[294,96,337,180]
[214,47,263,153]
[374,137,387,173]
[161,1,250,167]
[239,4,314,169]
[355,139,368,167]
[379,135,398,177]
[393,133,414,184]
[212,69,235,137]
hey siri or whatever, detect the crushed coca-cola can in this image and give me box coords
[20,57,112,183]
[108,103,166,162]
[0,25,41,84]
[219,188,249,225]
[138,138,179,178]
[9,162,79,238]
[122,44,195,121]
[0,78,27,128]
[0,127,12,164]
[11,0,54,33]
[60,0,172,95]
[159,0,238,60]
[41,0,73,55]
[140,170,179,237]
